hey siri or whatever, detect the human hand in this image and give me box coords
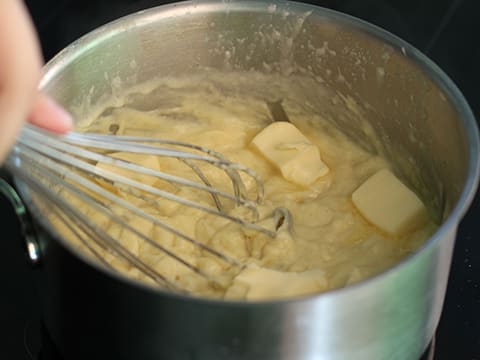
[0,0,73,163]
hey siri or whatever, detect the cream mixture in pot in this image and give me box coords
[54,71,437,300]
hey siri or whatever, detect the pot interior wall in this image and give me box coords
[40,1,470,229]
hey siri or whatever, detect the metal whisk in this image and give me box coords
[6,124,291,293]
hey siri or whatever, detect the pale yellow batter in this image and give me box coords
[53,72,437,300]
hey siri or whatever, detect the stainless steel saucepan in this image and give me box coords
[2,1,478,359]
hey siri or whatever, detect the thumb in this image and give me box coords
[0,0,42,162]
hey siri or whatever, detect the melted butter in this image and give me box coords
[58,71,437,300]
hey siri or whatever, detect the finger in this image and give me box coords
[28,93,73,133]
[0,0,43,162]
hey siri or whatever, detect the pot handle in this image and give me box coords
[0,168,41,265]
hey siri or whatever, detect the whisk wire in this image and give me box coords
[58,129,266,204]
[12,145,245,265]
[18,133,271,232]
[21,126,257,210]
[7,125,289,294]
[10,162,183,290]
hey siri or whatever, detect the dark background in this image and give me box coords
[0,0,479,358]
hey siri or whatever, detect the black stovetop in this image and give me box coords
[1,1,479,359]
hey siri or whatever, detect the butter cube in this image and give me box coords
[251,122,329,186]
[352,169,429,236]
[232,264,327,300]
